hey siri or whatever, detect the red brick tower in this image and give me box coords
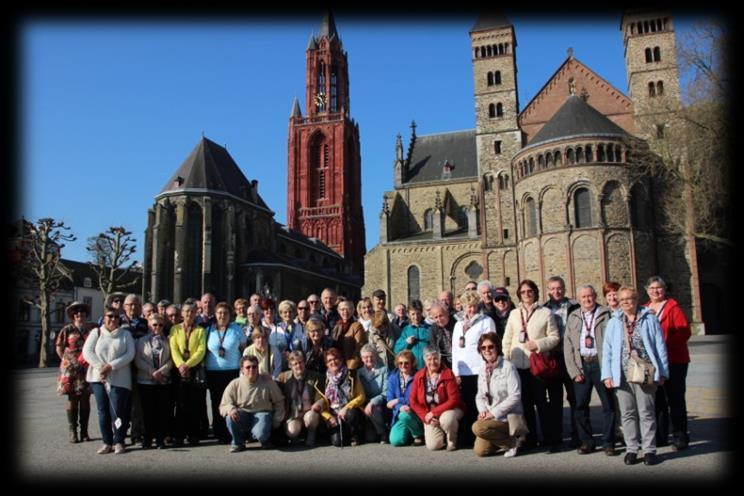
[288,12,365,277]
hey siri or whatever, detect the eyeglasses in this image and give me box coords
[519,289,535,295]
[326,357,341,364]
[480,345,495,351]
[112,299,122,304]
[104,314,118,319]
[398,361,410,366]
[151,323,163,328]
[244,365,258,370]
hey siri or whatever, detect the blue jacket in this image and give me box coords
[601,307,669,386]
[387,368,417,423]
[394,323,431,370]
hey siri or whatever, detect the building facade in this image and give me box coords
[364,10,712,331]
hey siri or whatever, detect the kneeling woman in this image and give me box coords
[472,332,523,458]
[410,346,465,451]
[312,347,366,447]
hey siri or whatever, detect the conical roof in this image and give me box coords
[528,95,629,147]
[471,12,511,32]
[159,137,268,209]
[319,10,339,40]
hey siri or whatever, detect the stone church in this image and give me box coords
[143,13,365,304]
[363,10,712,330]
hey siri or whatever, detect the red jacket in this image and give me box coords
[644,298,691,364]
[410,366,466,423]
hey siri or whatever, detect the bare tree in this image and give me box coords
[630,19,731,247]
[16,218,75,368]
[87,226,139,304]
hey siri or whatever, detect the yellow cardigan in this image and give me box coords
[314,370,366,421]
[169,324,207,369]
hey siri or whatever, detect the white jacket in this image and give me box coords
[83,326,135,390]
[502,304,560,370]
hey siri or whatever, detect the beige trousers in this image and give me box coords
[424,408,464,450]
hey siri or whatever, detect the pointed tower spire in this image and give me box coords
[291,97,302,118]
[319,10,339,40]
[307,32,317,50]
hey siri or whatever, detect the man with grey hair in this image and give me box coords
[196,293,216,328]
[544,275,580,448]
[477,280,498,323]
[428,303,455,368]
[563,284,616,456]
[142,302,156,321]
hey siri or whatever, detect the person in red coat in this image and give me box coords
[410,346,466,451]
[644,276,691,450]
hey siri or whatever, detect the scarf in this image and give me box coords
[325,365,351,411]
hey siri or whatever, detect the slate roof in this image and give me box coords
[471,12,511,32]
[405,130,478,184]
[159,137,269,209]
[528,95,630,148]
[275,222,341,258]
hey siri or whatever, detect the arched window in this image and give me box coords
[330,64,338,111]
[488,103,496,118]
[494,140,502,154]
[526,198,538,237]
[546,153,553,167]
[554,151,562,166]
[649,82,656,97]
[653,46,661,62]
[423,209,434,231]
[528,157,534,173]
[597,144,606,162]
[576,146,584,164]
[585,145,593,162]
[567,148,575,164]
[537,154,544,169]
[496,102,504,117]
[486,45,493,57]
[494,71,501,85]
[645,48,653,63]
[574,187,592,228]
[607,143,616,162]
[487,72,494,86]
[407,266,420,302]
[656,81,664,96]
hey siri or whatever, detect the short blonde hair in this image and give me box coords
[356,297,373,316]
[278,300,296,314]
[459,290,480,308]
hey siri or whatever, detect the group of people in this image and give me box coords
[55,276,691,465]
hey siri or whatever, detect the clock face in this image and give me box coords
[315,93,326,107]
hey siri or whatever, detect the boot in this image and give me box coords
[66,409,79,443]
[79,408,91,442]
[305,429,317,447]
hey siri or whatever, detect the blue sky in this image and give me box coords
[19,12,708,264]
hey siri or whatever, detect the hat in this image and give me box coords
[106,292,127,305]
[493,287,510,301]
[66,301,90,318]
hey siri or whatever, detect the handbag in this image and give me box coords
[507,413,529,437]
[529,351,560,379]
[624,327,655,385]
[627,356,655,385]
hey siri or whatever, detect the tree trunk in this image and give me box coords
[37,293,49,368]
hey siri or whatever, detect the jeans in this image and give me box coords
[91,382,131,446]
[225,410,273,446]
[572,360,616,447]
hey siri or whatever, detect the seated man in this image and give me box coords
[219,355,286,452]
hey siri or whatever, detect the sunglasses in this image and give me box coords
[480,345,495,351]
[297,306,308,310]
[244,365,258,370]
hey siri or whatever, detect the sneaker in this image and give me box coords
[97,444,113,454]
[446,441,457,452]
[413,437,424,446]
[350,437,359,447]
[229,444,245,453]
[114,443,126,455]
[503,447,518,458]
